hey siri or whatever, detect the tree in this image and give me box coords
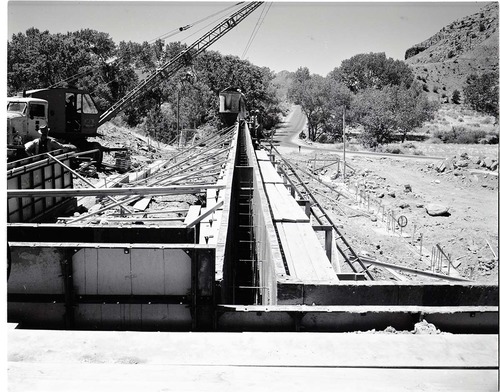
[463,73,499,118]
[351,84,438,147]
[351,87,398,147]
[329,52,414,94]
[323,77,353,141]
[289,68,329,141]
[8,29,284,135]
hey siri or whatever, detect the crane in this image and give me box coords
[8,2,263,161]
[98,1,263,126]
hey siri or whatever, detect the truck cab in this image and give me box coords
[25,87,100,141]
[7,97,49,159]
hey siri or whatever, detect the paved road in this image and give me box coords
[272,104,306,148]
[272,106,444,161]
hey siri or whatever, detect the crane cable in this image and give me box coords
[91,3,243,96]
[151,1,244,41]
[88,2,248,96]
[241,2,272,60]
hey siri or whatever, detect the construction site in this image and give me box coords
[6,2,498,391]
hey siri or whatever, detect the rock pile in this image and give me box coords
[434,153,498,173]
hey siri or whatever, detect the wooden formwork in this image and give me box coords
[7,150,77,223]
[6,127,240,331]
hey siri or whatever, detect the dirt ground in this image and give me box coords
[280,144,498,283]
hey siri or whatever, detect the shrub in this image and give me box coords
[423,84,429,92]
[479,133,499,144]
[463,73,499,118]
[402,142,416,149]
[451,89,461,104]
[433,125,489,144]
[384,146,402,154]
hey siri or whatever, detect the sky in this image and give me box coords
[6,1,490,76]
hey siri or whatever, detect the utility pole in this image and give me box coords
[342,105,346,179]
[177,90,180,147]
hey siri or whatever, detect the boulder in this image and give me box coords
[425,203,450,217]
[455,160,469,168]
[490,161,498,171]
[483,157,495,169]
[388,191,396,198]
[436,157,455,172]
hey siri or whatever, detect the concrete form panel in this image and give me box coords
[8,303,66,329]
[130,248,165,295]
[164,249,192,295]
[96,248,132,295]
[277,282,499,307]
[217,312,295,331]
[9,247,66,294]
[74,304,192,331]
[73,248,98,295]
[141,304,192,330]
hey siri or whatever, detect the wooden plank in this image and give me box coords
[258,160,283,184]
[206,188,218,208]
[8,184,225,198]
[183,205,201,225]
[199,209,222,245]
[185,200,224,228]
[276,222,338,282]
[255,149,270,161]
[132,197,152,211]
[266,184,309,222]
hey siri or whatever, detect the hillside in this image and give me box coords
[405,2,498,103]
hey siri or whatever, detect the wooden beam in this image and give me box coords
[9,241,214,250]
[185,200,224,228]
[8,184,225,198]
[47,153,134,214]
[358,255,471,282]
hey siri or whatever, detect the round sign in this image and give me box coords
[397,215,408,228]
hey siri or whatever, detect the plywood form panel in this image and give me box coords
[96,249,133,295]
[73,248,98,295]
[258,160,283,184]
[254,149,270,161]
[8,247,65,294]
[276,222,338,283]
[266,183,309,222]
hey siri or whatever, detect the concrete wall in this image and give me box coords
[244,128,286,305]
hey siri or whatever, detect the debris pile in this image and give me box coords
[354,319,446,334]
[434,153,498,173]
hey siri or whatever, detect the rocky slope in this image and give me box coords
[405,2,498,102]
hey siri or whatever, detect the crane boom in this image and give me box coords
[98,1,263,127]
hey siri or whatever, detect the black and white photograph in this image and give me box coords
[5,1,499,390]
